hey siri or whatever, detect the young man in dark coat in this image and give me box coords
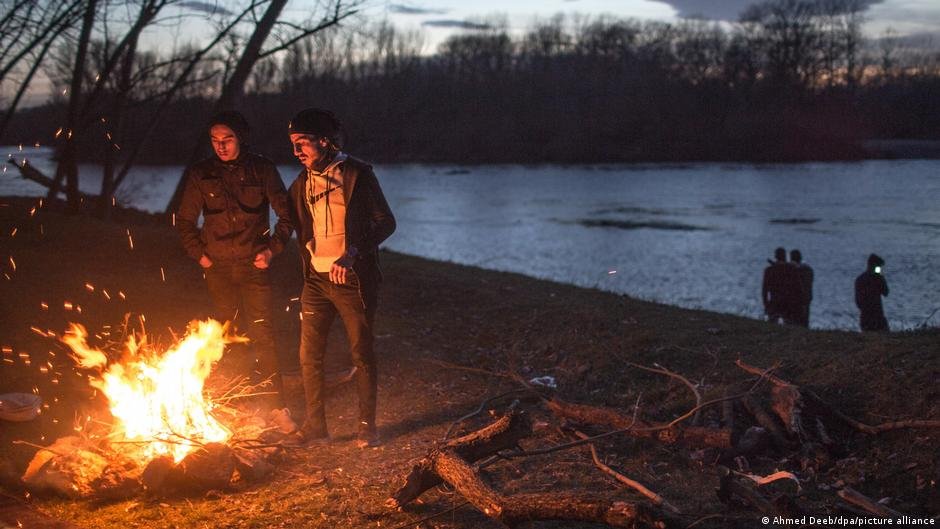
[176,111,302,413]
[855,253,889,332]
[285,108,396,448]
[790,249,814,327]
[762,247,800,324]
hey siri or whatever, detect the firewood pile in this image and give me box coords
[19,394,293,500]
[387,360,939,528]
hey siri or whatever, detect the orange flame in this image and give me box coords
[62,319,241,463]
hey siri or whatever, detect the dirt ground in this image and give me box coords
[0,196,937,528]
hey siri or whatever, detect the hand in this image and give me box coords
[329,253,356,284]
[253,249,273,269]
[199,254,213,269]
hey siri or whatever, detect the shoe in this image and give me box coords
[268,407,298,434]
[354,434,381,449]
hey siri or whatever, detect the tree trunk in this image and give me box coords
[48,0,99,214]
[165,0,289,215]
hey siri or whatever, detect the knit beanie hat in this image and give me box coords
[209,110,250,143]
[288,108,342,145]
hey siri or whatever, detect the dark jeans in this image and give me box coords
[299,270,377,438]
[204,261,282,380]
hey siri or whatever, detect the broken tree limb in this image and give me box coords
[735,360,807,438]
[721,389,735,432]
[734,359,790,388]
[432,449,675,528]
[836,487,904,518]
[6,159,94,202]
[443,388,530,441]
[741,396,793,450]
[803,389,940,434]
[572,430,680,513]
[628,362,702,425]
[736,360,940,434]
[387,411,531,509]
[547,398,732,449]
[718,466,780,516]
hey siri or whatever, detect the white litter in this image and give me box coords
[529,376,557,389]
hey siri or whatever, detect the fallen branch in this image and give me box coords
[628,362,702,425]
[443,388,530,441]
[737,359,940,434]
[573,430,680,513]
[7,159,94,201]
[836,487,903,518]
[548,398,732,449]
[387,411,531,509]
[434,450,675,528]
[741,396,793,450]
[716,466,795,518]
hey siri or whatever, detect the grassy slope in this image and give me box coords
[0,196,936,528]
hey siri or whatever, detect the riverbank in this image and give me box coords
[0,196,937,528]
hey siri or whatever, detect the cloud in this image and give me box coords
[422,19,494,30]
[177,1,233,16]
[389,3,449,16]
[659,0,885,21]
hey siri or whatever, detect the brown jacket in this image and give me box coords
[176,152,292,263]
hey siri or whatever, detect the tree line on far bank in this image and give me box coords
[1,0,939,215]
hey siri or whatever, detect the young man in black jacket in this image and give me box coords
[176,111,302,413]
[285,108,396,448]
[855,253,889,332]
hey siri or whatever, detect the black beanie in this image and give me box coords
[867,253,884,269]
[209,110,250,143]
[288,108,342,142]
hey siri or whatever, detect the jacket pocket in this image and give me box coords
[200,179,226,215]
[237,183,266,213]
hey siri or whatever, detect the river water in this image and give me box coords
[4,146,938,331]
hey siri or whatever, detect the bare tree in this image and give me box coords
[164,0,363,214]
[0,0,84,139]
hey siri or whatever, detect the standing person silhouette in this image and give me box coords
[762,247,800,324]
[790,249,814,328]
[855,253,889,332]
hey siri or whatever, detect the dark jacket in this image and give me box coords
[762,261,800,319]
[176,152,293,263]
[287,155,396,293]
[855,270,889,331]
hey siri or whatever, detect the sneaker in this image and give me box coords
[354,434,381,449]
[268,408,298,434]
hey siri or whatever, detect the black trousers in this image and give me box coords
[298,271,377,438]
[204,261,282,380]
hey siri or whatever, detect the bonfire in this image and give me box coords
[21,319,286,498]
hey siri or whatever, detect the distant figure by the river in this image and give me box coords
[762,247,801,325]
[855,253,889,332]
[790,249,813,328]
